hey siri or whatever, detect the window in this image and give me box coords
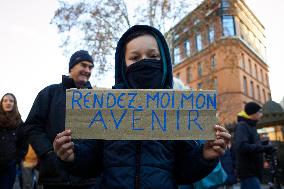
[198,62,203,78]
[194,19,200,25]
[174,33,179,41]
[221,0,230,8]
[250,81,254,98]
[263,89,266,102]
[176,72,180,79]
[208,25,215,43]
[268,93,271,100]
[222,16,235,36]
[243,76,247,95]
[260,69,263,82]
[174,47,180,65]
[249,59,252,74]
[197,82,202,89]
[195,33,202,52]
[186,67,191,83]
[257,85,260,101]
[211,54,216,71]
[266,74,269,87]
[241,53,245,69]
[184,40,191,57]
[255,64,258,80]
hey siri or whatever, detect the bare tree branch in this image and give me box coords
[52,0,200,83]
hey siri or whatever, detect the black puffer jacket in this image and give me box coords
[72,25,218,189]
[25,76,99,186]
[0,123,27,169]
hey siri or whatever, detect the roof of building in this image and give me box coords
[257,100,284,127]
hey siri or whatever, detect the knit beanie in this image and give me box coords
[244,102,261,115]
[69,50,93,72]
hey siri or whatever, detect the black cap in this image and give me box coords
[245,102,262,115]
[69,50,93,72]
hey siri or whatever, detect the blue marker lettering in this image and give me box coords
[71,90,82,110]
[146,92,159,109]
[176,110,180,130]
[171,91,175,109]
[110,109,127,129]
[151,110,167,132]
[128,92,137,109]
[207,93,217,110]
[88,110,107,129]
[93,93,103,108]
[106,92,116,108]
[180,92,194,109]
[196,93,205,109]
[132,109,143,130]
[117,93,126,109]
[160,92,170,109]
[187,110,203,130]
[83,92,91,109]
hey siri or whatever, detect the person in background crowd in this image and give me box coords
[25,50,100,189]
[234,101,276,189]
[21,144,42,189]
[0,93,28,189]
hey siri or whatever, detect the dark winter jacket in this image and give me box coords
[234,111,272,180]
[72,25,218,189]
[0,122,28,170]
[25,75,99,186]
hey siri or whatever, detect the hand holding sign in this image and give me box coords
[53,129,74,162]
[53,125,231,163]
[203,125,231,160]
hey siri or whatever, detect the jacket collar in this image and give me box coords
[237,114,258,127]
[62,75,92,89]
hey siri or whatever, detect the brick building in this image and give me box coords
[167,0,271,125]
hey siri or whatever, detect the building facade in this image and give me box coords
[168,0,271,125]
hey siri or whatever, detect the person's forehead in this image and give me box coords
[126,35,158,49]
[3,95,14,100]
[80,61,93,65]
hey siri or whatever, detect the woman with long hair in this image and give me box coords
[0,93,27,189]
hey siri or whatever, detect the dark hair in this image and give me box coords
[0,93,22,128]
[124,30,155,49]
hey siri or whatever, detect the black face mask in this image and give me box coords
[125,59,163,89]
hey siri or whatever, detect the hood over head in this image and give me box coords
[112,25,173,89]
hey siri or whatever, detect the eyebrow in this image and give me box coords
[128,48,160,54]
[81,62,94,67]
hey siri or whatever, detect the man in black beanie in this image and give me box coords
[25,50,100,189]
[234,101,274,189]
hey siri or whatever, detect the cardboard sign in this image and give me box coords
[66,89,217,140]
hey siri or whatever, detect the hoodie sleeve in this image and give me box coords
[234,123,267,154]
[174,141,218,184]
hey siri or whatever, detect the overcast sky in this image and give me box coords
[0,0,283,120]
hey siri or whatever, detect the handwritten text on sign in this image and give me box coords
[66,89,217,140]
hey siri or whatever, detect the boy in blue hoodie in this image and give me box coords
[53,25,231,188]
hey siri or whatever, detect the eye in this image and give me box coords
[129,56,139,61]
[88,65,94,70]
[150,53,160,59]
